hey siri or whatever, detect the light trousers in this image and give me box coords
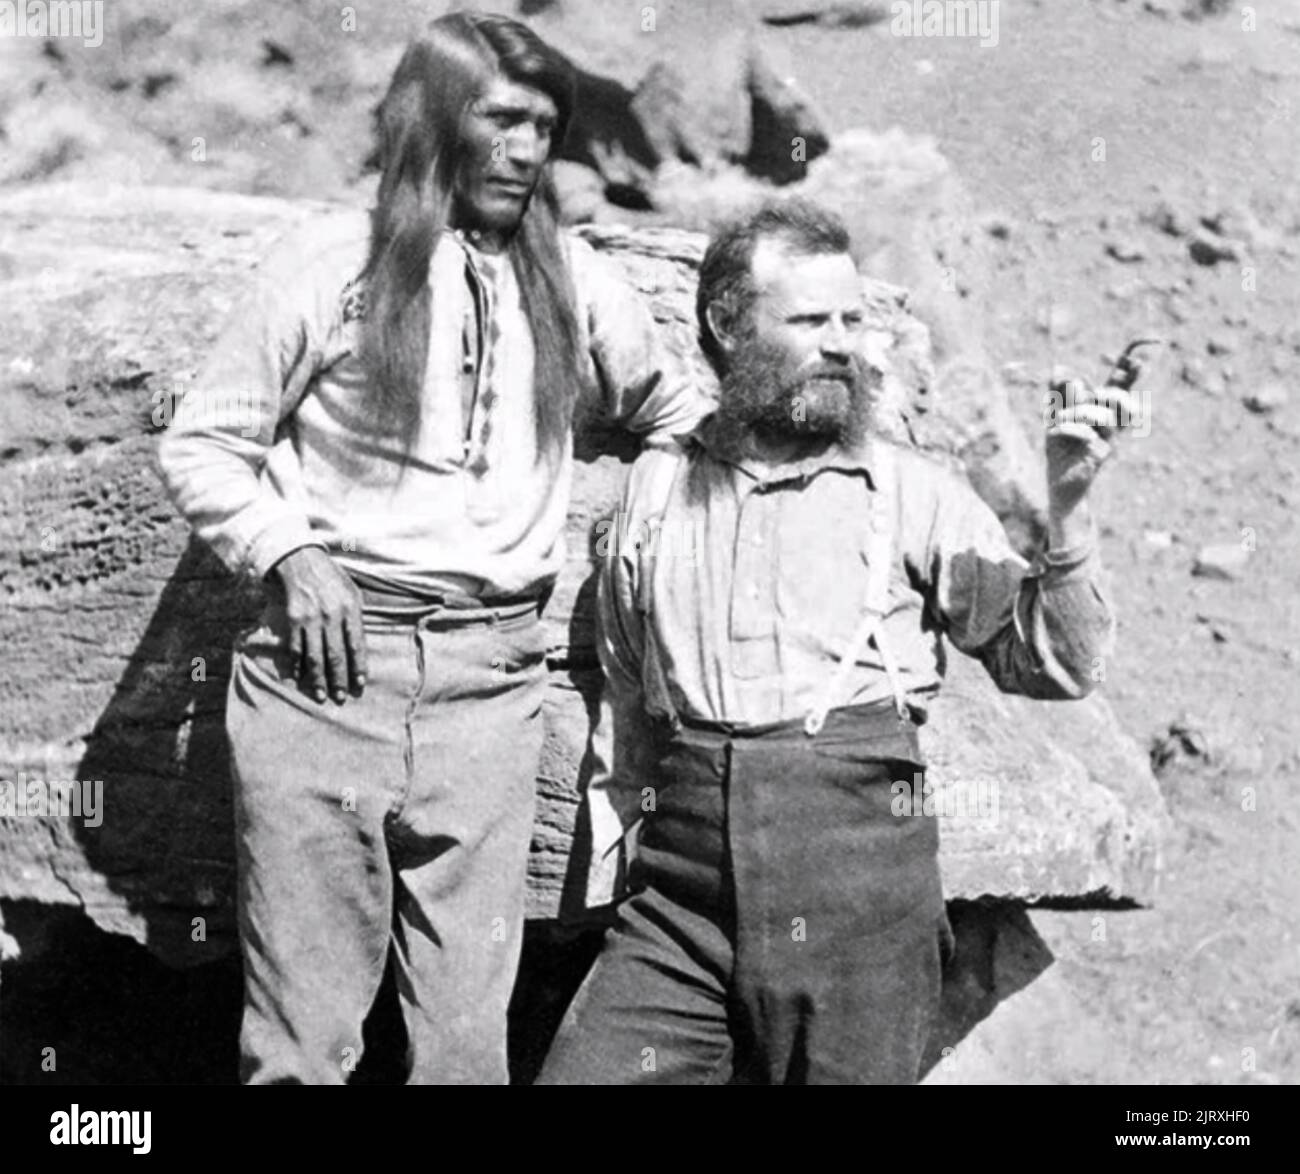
[226,601,547,1084]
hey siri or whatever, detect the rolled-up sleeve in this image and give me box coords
[157,235,325,580]
[923,468,1116,700]
[570,236,713,442]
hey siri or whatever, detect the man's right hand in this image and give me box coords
[267,546,368,704]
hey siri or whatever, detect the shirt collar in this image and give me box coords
[443,229,505,286]
[690,413,878,490]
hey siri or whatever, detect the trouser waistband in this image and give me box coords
[355,585,541,629]
[658,697,920,747]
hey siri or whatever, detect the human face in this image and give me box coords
[452,75,558,237]
[713,241,871,449]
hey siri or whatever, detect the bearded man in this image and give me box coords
[158,13,707,1085]
[538,198,1130,1084]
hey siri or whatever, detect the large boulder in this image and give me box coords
[0,183,1167,974]
[501,0,833,195]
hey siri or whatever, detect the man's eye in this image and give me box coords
[844,315,865,328]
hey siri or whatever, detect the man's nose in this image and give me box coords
[503,124,547,169]
[819,318,854,360]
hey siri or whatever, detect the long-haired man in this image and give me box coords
[159,12,707,1084]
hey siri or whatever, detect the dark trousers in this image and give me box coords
[539,701,952,1084]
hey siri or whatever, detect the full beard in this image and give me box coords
[707,334,879,461]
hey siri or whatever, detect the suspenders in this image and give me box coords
[638,454,688,733]
[803,441,910,735]
[639,439,911,738]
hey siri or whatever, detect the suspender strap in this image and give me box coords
[804,441,909,736]
[638,452,688,733]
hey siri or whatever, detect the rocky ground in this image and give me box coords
[2,0,1297,1084]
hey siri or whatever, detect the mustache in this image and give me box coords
[775,360,863,398]
[774,358,868,400]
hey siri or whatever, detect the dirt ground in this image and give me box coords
[768,0,1299,1084]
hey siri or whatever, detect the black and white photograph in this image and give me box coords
[0,0,1295,1125]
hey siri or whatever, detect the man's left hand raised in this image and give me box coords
[1043,370,1146,545]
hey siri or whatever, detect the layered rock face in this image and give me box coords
[0,183,1167,978]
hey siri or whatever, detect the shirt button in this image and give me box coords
[747,584,760,599]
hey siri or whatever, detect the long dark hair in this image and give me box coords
[361,13,582,467]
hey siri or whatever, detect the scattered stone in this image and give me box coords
[1141,199,1193,238]
[999,361,1040,388]
[1242,382,1289,414]
[755,1,890,27]
[1150,719,1211,775]
[1180,358,1207,388]
[1194,612,1231,642]
[1143,529,1174,549]
[1035,303,1076,338]
[1183,0,1235,19]
[261,40,293,68]
[983,216,1012,241]
[1105,237,1146,263]
[1204,204,1278,251]
[1205,334,1234,356]
[1192,543,1250,580]
[141,72,179,100]
[1188,228,1240,265]
[526,0,832,195]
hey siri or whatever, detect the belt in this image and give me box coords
[357,585,541,629]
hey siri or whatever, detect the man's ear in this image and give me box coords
[705,299,741,359]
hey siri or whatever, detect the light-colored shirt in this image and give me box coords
[582,429,1117,905]
[158,212,710,598]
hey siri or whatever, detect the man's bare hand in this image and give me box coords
[1043,360,1150,525]
[1043,340,1158,526]
[267,547,368,704]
